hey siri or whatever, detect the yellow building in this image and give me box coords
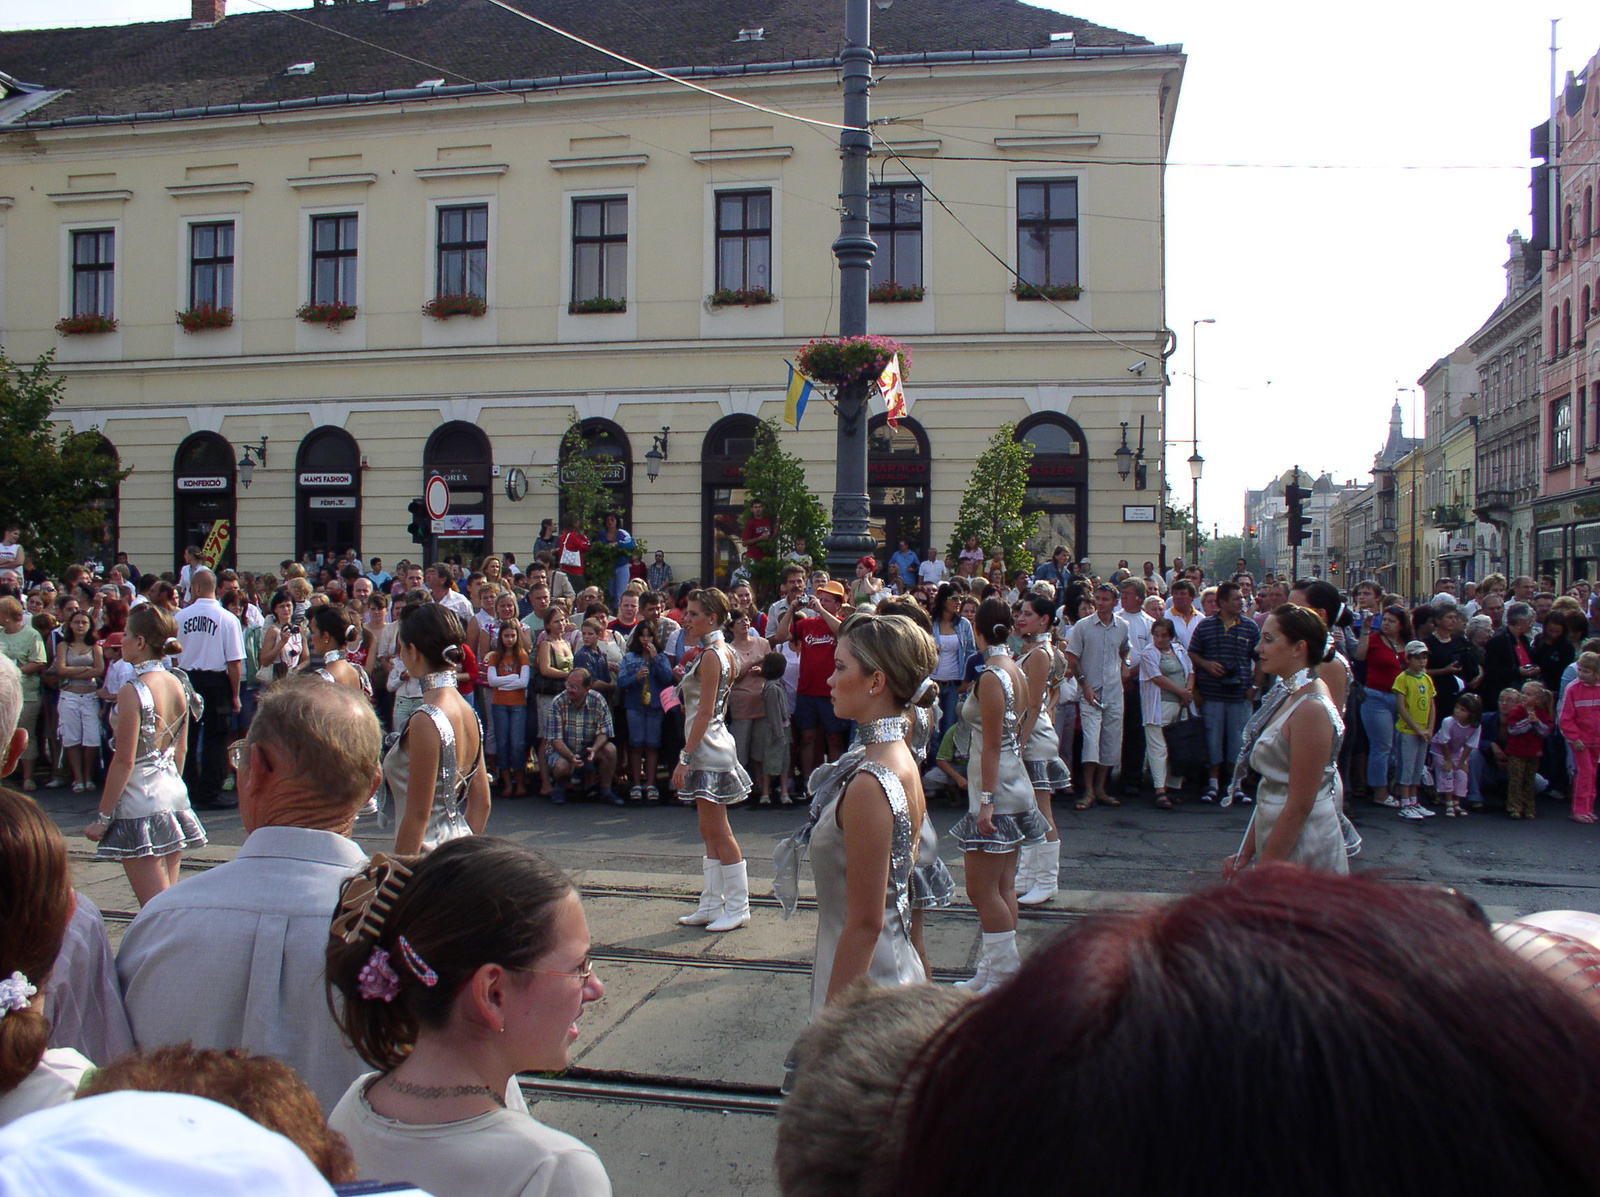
[0,0,1184,580]
[1394,445,1425,602]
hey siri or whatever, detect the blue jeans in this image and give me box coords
[491,704,526,772]
[936,681,963,740]
[1360,686,1398,789]
[1202,698,1251,769]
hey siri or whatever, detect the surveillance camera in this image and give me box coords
[1127,361,1146,375]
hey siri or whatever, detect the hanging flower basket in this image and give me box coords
[175,305,234,333]
[869,281,925,304]
[422,294,487,320]
[55,313,118,336]
[296,301,358,328]
[795,335,911,388]
[708,286,775,308]
[568,296,627,315]
[1012,281,1082,302]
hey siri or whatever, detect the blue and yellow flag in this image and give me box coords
[784,362,814,429]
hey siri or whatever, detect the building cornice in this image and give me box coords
[287,172,379,190]
[47,188,132,205]
[165,181,254,197]
[413,163,511,180]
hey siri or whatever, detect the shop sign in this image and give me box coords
[298,472,353,487]
[433,514,485,535]
[309,496,357,510]
[429,464,490,487]
[869,458,931,484]
[176,476,229,491]
[1028,459,1087,484]
[1122,505,1157,523]
[562,461,627,485]
[1534,505,1564,525]
[199,519,231,568]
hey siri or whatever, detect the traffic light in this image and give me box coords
[1330,561,1339,574]
[1248,524,1257,537]
[407,498,428,545]
[1285,481,1311,547]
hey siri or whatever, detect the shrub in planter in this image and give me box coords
[795,334,911,388]
[175,306,235,333]
[1012,281,1082,302]
[54,313,118,336]
[296,301,359,328]
[869,281,925,303]
[708,286,775,307]
[568,296,627,315]
[422,294,488,320]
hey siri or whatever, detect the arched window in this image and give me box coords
[295,427,362,564]
[1014,413,1088,563]
[423,421,494,564]
[701,415,763,588]
[867,414,931,571]
[1554,307,1563,358]
[1583,286,1593,342]
[1564,298,1573,354]
[76,433,120,568]
[1585,186,1594,239]
[173,431,236,571]
[559,418,634,532]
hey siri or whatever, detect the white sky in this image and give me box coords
[6,1,1600,534]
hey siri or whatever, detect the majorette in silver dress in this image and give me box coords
[948,650,1048,853]
[774,717,926,1016]
[380,671,482,851]
[1017,634,1072,791]
[97,662,207,860]
[677,629,752,804]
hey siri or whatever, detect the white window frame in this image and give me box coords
[59,219,121,321]
[300,204,365,310]
[423,193,496,306]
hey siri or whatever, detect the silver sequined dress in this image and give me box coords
[1018,636,1072,790]
[381,703,481,851]
[949,663,1048,853]
[97,668,207,860]
[678,631,752,804]
[1246,689,1349,874]
[907,702,955,909]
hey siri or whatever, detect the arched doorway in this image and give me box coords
[173,432,236,571]
[868,414,931,567]
[1014,413,1088,563]
[559,418,634,531]
[423,422,493,565]
[701,415,762,588]
[296,427,362,565]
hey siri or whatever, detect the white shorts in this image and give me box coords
[57,691,102,748]
[1078,697,1123,765]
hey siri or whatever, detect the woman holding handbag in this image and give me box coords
[1139,618,1197,809]
[556,513,590,586]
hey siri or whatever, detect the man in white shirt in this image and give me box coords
[425,561,474,622]
[176,568,244,810]
[917,554,948,587]
[118,678,380,1113]
[766,563,810,633]
[1117,578,1155,797]
[1065,583,1131,808]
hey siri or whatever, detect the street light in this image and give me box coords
[643,426,670,483]
[1115,422,1135,481]
[1190,317,1215,561]
[236,437,268,489]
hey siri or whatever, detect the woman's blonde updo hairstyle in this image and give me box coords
[838,611,940,709]
[686,587,731,628]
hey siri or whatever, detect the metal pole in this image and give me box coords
[824,0,878,577]
[1291,466,1300,580]
[1191,327,1199,562]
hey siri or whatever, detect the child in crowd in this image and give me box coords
[1393,641,1437,820]
[1505,681,1552,820]
[923,719,973,806]
[1430,693,1482,818]
[755,652,792,805]
[617,620,674,803]
[1559,651,1600,824]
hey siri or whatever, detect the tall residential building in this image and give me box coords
[1471,231,1543,580]
[1418,346,1478,588]
[0,0,1184,579]
[1535,48,1600,586]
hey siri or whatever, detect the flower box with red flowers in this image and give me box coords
[1012,281,1082,302]
[54,313,118,336]
[708,286,775,308]
[567,296,627,315]
[296,301,359,328]
[869,281,925,304]
[422,294,488,320]
[795,335,912,388]
[175,305,235,333]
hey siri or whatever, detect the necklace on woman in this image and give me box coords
[385,1077,506,1107]
[982,644,1010,660]
[701,628,726,647]
[132,660,164,675]
[857,715,910,744]
[421,669,456,691]
[1285,666,1317,693]
[323,648,344,664]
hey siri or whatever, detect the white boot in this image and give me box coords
[678,858,724,926]
[706,860,751,932]
[1012,842,1037,896]
[1018,839,1061,907]
[954,940,992,992]
[978,931,1020,995]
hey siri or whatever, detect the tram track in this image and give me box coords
[518,1068,782,1117]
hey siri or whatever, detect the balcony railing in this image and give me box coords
[1477,488,1516,511]
[1429,504,1469,529]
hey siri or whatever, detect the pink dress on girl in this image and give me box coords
[1559,680,1600,820]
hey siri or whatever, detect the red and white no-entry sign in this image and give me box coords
[424,474,451,521]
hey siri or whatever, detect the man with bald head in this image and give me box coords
[118,677,381,1111]
[176,566,244,810]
